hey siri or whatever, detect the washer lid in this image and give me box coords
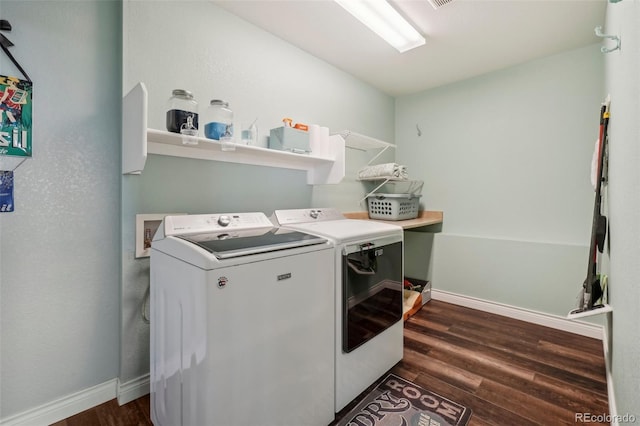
[177,227,327,259]
[284,219,402,242]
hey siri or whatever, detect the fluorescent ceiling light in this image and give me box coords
[334,0,425,53]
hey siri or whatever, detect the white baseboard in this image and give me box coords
[602,325,618,424]
[431,289,603,339]
[0,375,152,426]
[117,373,150,406]
[0,379,117,426]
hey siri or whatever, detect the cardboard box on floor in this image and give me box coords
[403,277,431,321]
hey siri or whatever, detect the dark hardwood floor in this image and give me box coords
[51,395,152,426]
[52,300,609,425]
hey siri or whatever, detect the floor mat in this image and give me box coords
[336,374,472,426]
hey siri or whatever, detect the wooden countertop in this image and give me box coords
[343,210,443,230]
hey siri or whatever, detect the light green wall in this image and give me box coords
[2,0,631,420]
[0,0,121,419]
[397,44,604,317]
[604,0,640,418]
[121,0,395,383]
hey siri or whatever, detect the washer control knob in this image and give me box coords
[217,215,231,227]
[309,210,319,219]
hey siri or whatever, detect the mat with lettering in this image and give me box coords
[336,374,472,426]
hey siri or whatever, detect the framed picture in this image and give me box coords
[0,75,32,157]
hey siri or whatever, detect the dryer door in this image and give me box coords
[342,240,403,353]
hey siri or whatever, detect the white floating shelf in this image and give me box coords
[566,304,612,320]
[122,82,345,185]
[334,130,395,151]
[147,129,334,169]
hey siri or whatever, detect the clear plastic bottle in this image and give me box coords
[205,100,233,140]
[166,89,198,134]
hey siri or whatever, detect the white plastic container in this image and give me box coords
[367,193,421,220]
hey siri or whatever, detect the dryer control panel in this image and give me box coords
[274,208,345,225]
[160,212,273,238]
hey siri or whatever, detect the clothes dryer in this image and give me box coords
[273,208,404,412]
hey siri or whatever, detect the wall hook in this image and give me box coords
[595,26,620,53]
[0,19,31,81]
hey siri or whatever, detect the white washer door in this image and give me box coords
[154,247,335,426]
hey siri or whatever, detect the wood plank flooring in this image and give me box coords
[51,395,151,426]
[392,301,609,425]
[52,300,609,425]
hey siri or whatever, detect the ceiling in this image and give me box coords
[213,0,607,97]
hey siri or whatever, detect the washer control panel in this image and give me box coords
[274,208,345,225]
[162,212,273,236]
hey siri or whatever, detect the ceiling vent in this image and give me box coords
[427,0,454,10]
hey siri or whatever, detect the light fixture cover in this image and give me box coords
[335,0,426,53]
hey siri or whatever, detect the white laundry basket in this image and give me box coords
[366,193,421,220]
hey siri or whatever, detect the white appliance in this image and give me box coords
[150,212,335,426]
[272,208,404,412]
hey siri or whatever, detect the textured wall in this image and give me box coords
[122,0,395,384]
[396,44,604,316]
[604,1,640,418]
[0,0,121,418]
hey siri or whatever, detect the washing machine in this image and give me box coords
[272,208,404,412]
[150,212,335,426]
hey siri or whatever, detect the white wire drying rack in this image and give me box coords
[334,130,396,166]
[358,176,423,205]
[333,129,423,204]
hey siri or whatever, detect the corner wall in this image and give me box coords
[0,0,121,419]
[121,0,395,386]
[397,44,604,318]
[603,1,640,419]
